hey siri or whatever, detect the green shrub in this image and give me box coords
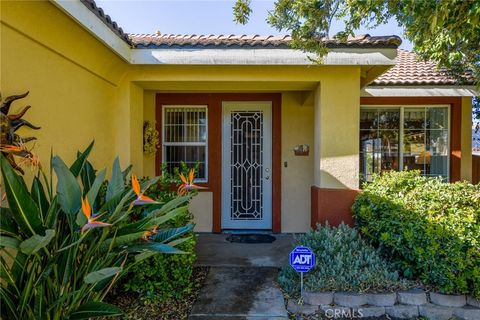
[278,223,411,297]
[0,142,193,319]
[123,237,196,303]
[120,164,198,303]
[352,170,480,298]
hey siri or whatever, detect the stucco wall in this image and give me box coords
[143,91,157,177]
[281,92,314,232]
[314,69,361,189]
[190,192,214,232]
[1,0,127,173]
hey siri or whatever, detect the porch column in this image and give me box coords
[461,97,473,181]
[115,80,144,175]
[311,69,361,228]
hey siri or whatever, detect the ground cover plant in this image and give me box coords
[106,266,209,320]
[0,142,195,319]
[278,223,413,297]
[353,170,480,298]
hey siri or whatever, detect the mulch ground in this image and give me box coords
[106,267,209,320]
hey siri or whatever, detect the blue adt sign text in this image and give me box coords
[289,246,315,272]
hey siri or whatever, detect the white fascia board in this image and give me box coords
[129,48,397,65]
[52,0,131,62]
[362,86,479,97]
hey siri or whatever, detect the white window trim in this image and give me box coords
[360,104,451,181]
[162,105,208,182]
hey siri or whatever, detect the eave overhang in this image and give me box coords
[362,86,479,97]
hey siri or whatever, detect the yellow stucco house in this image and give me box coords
[2,0,477,233]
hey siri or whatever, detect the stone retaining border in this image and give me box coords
[287,290,480,319]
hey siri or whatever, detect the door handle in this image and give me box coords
[265,168,270,180]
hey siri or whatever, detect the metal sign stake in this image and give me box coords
[300,271,304,298]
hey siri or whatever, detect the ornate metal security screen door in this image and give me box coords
[221,102,272,229]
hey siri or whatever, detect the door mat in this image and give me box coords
[226,234,276,243]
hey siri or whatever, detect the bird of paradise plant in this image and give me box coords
[178,168,208,196]
[0,141,194,320]
[131,174,159,205]
[80,197,111,233]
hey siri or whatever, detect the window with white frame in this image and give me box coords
[360,106,449,183]
[163,106,208,181]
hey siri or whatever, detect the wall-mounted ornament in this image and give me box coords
[143,120,159,157]
[293,144,309,156]
[0,91,41,174]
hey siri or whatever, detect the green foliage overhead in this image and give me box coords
[278,223,412,297]
[233,0,252,25]
[234,0,480,83]
[352,171,480,298]
[474,96,480,120]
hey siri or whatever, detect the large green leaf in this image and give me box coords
[0,286,19,320]
[69,301,122,319]
[122,164,132,181]
[0,235,20,249]
[19,229,55,255]
[151,223,194,243]
[127,242,185,254]
[106,157,124,202]
[84,267,122,284]
[75,209,87,227]
[148,206,188,227]
[52,156,81,215]
[86,168,106,205]
[31,176,49,218]
[69,141,94,177]
[0,207,18,236]
[76,168,108,227]
[101,231,145,251]
[0,153,43,236]
[44,197,59,228]
[116,205,187,236]
[80,160,96,194]
[154,195,191,216]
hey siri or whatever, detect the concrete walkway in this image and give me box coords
[195,233,294,268]
[189,233,293,319]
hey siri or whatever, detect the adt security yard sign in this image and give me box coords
[289,246,315,297]
[290,246,315,272]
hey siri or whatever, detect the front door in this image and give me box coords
[221,101,272,230]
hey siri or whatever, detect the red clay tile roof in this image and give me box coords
[80,0,472,86]
[81,0,132,45]
[372,49,475,86]
[128,33,401,49]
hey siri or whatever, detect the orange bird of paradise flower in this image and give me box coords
[142,225,159,241]
[131,175,159,205]
[178,169,207,196]
[81,197,112,233]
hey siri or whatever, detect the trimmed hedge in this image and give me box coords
[278,223,412,297]
[352,171,480,298]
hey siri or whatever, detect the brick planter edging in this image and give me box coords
[286,290,480,320]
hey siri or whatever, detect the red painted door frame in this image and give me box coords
[156,93,282,233]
